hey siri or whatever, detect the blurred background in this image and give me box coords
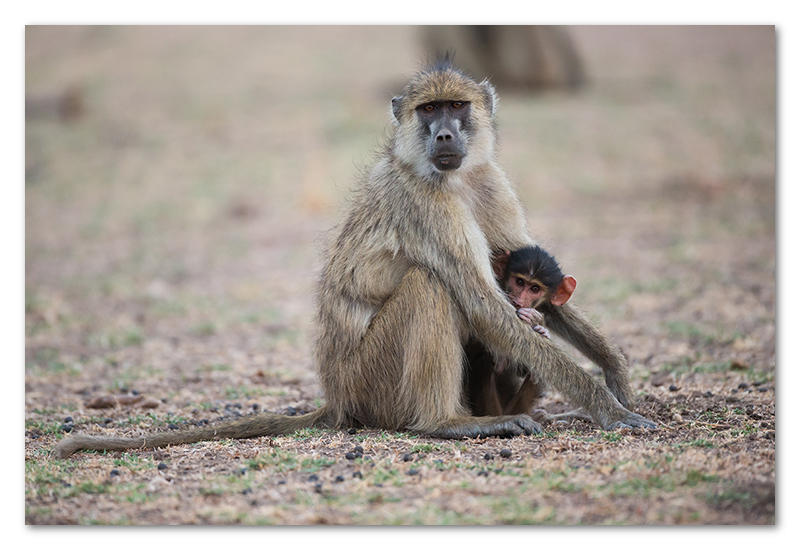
[25,25,775,409]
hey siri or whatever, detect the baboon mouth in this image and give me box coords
[433,154,463,171]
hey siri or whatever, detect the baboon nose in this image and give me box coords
[436,130,453,142]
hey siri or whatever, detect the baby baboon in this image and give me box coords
[55,58,654,458]
[464,245,574,417]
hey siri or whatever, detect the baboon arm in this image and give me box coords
[540,302,636,410]
[408,231,651,429]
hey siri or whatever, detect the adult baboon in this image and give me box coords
[55,58,654,458]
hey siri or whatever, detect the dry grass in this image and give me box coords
[25,25,775,525]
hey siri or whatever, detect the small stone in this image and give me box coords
[704,391,714,397]
[353,445,364,453]
[109,469,120,477]
[168,423,179,430]
[104,418,114,425]
[407,469,419,476]
[353,471,363,479]
[484,453,493,461]
[499,449,512,459]
[60,424,73,433]
[308,474,319,482]
[668,384,679,392]
[345,452,356,460]
[672,413,683,423]
[738,382,749,390]
[402,454,413,462]
[64,416,74,424]
[334,475,345,483]
[157,462,168,470]
[348,428,357,435]
[478,470,489,477]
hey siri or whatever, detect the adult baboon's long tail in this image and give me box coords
[54,405,336,458]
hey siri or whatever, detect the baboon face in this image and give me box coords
[391,61,497,177]
[416,100,470,171]
[502,246,577,309]
[503,273,548,310]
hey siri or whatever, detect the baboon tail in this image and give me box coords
[53,404,336,459]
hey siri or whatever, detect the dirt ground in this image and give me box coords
[24,26,775,526]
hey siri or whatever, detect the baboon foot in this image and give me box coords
[429,414,542,439]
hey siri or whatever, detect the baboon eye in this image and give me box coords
[515,278,525,287]
[531,285,541,293]
[452,101,464,108]
[423,104,436,112]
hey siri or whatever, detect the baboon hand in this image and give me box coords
[532,325,551,339]
[603,410,658,430]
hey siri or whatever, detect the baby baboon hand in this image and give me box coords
[532,325,551,339]
[516,307,543,326]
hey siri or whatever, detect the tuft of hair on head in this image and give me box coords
[430,50,457,72]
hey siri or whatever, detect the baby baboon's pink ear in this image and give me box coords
[492,249,511,280]
[551,275,577,306]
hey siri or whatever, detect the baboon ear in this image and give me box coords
[479,80,498,118]
[492,249,511,280]
[391,96,403,123]
[551,275,577,306]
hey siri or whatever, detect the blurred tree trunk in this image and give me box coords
[420,25,585,92]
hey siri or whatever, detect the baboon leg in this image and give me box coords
[541,302,636,410]
[429,414,542,439]
[478,375,504,417]
[463,339,504,416]
[502,374,542,415]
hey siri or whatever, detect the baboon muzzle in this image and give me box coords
[429,125,464,171]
